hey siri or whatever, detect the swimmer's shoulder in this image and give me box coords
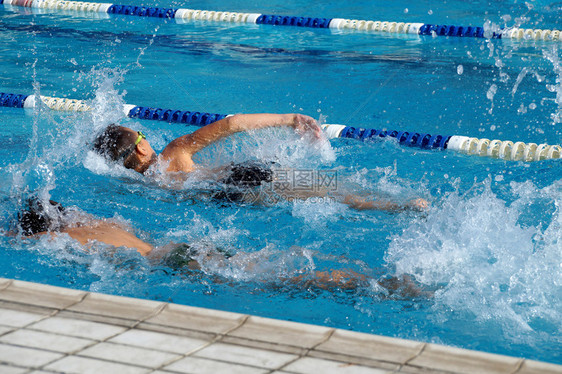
[159,142,196,174]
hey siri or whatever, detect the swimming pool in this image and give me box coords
[0,0,560,365]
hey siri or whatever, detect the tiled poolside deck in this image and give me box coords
[0,278,559,374]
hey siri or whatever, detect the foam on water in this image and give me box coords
[543,46,562,124]
[291,197,347,225]
[386,178,561,338]
[81,67,128,129]
[193,126,336,169]
[0,2,561,363]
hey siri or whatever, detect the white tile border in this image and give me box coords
[408,343,522,374]
[163,355,267,374]
[67,291,164,320]
[194,342,298,369]
[0,329,94,353]
[316,328,425,364]
[0,279,86,309]
[0,278,560,374]
[29,315,128,340]
[228,315,333,348]
[0,343,64,368]
[44,355,151,374]
[145,302,248,334]
[107,328,210,354]
[78,341,180,368]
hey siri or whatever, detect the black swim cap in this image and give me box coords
[17,198,65,235]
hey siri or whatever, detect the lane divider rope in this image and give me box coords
[1,92,559,162]
[2,0,561,41]
[322,124,561,162]
[10,93,228,126]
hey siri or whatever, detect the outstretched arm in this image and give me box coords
[61,221,154,256]
[342,195,429,212]
[160,113,321,171]
[294,270,432,297]
[19,221,154,257]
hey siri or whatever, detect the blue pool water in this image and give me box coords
[0,0,561,364]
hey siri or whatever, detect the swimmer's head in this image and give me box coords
[17,198,65,236]
[93,125,157,174]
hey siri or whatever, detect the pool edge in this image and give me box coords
[0,278,559,373]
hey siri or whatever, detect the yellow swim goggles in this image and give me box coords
[118,131,146,162]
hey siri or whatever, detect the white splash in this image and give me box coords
[487,84,498,114]
[82,67,129,131]
[385,179,561,334]
[543,47,562,124]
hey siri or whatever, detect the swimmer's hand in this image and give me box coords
[290,114,322,140]
[405,198,429,211]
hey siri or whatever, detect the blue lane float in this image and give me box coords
[128,106,227,126]
[3,0,562,41]
[0,92,28,108]
[256,15,332,29]
[337,126,450,149]
[1,91,560,162]
[321,124,561,161]
[106,5,177,19]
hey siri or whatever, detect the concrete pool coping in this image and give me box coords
[0,278,559,374]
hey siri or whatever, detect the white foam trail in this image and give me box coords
[83,150,143,180]
[193,126,336,169]
[83,67,129,131]
[543,47,562,124]
[291,197,346,225]
[200,244,317,283]
[386,179,561,334]
[512,67,529,96]
[487,83,498,114]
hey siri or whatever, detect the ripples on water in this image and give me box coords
[0,0,560,364]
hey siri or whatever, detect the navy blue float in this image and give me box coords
[256,15,332,28]
[107,5,177,18]
[0,93,29,108]
[128,106,227,126]
[339,126,451,149]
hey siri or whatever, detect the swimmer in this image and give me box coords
[16,198,153,256]
[92,113,429,212]
[14,198,430,296]
[93,113,321,175]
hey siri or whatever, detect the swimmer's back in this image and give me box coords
[62,222,153,256]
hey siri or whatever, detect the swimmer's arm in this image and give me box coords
[289,270,367,291]
[295,270,432,297]
[10,220,153,256]
[342,195,429,212]
[62,222,154,257]
[146,242,180,260]
[227,113,322,139]
[162,113,321,156]
[149,242,202,271]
